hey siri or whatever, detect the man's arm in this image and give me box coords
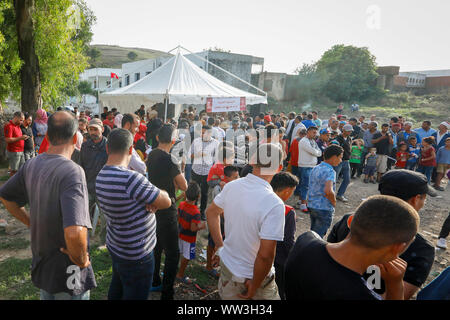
[239,239,277,299]
[206,201,224,250]
[61,226,90,268]
[5,136,27,144]
[0,198,30,227]
[173,173,188,192]
[403,281,419,300]
[323,180,336,208]
[146,189,171,212]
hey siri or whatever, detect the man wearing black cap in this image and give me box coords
[334,124,353,202]
[327,169,436,300]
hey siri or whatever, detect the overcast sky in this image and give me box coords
[85,0,450,74]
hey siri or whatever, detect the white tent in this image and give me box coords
[99,51,267,118]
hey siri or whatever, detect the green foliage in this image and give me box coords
[315,44,383,103]
[0,257,38,299]
[127,51,138,60]
[87,47,101,66]
[0,0,22,102]
[78,80,94,96]
[0,237,30,250]
[0,0,96,109]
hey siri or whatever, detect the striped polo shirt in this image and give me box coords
[96,165,160,260]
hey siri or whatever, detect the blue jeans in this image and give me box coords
[334,160,350,197]
[298,167,313,201]
[40,289,90,300]
[184,163,192,182]
[417,165,434,183]
[309,208,334,238]
[417,267,450,300]
[108,249,155,300]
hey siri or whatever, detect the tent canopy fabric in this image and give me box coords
[99,52,267,113]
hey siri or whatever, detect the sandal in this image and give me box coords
[176,276,192,284]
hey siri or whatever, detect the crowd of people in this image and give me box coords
[0,103,449,300]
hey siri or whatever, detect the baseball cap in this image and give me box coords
[319,128,331,135]
[343,124,354,132]
[264,115,272,122]
[88,118,103,130]
[378,169,437,199]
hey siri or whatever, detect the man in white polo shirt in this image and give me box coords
[206,143,285,300]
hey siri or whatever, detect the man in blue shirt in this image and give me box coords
[414,120,437,142]
[307,144,343,238]
[302,114,316,129]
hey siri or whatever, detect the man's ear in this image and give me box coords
[156,135,160,143]
[390,242,408,258]
[277,164,282,173]
[129,145,133,155]
[347,215,354,229]
[72,133,77,145]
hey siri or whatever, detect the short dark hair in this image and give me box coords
[24,112,32,120]
[207,117,215,126]
[157,124,175,144]
[307,114,313,120]
[13,111,24,118]
[270,171,299,192]
[350,195,419,249]
[107,128,133,154]
[307,126,318,132]
[224,165,238,178]
[423,120,431,126]
[202,125,211,130]
[111,108,117,113]
[381,123,389,128]
[47,111,78,146]
[122,113,137,128]
[185,181,201,201]
[391,117,399,123]
[324,145,344,160]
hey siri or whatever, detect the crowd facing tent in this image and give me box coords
[0,103,449,300]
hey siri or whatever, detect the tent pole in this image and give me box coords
[164,92,168,123]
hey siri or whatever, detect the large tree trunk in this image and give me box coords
[14,0,41,114]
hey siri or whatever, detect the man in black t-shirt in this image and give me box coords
[327,169,436,300]
[285,194,419,300]
[372,123,393,181]
[147,124,188,300]
[21,113,35,161]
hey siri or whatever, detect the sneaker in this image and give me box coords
[363,178,369,184]
[437,238,447,250]
[300,204,309,213]
[336,195,349,202]
[434,185,445,191]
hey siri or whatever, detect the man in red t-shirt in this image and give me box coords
[102,111,115,129]
[4,111,28,176]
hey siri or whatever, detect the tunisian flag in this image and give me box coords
[111,72,119,79]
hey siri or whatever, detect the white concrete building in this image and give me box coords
[79,68,123,93]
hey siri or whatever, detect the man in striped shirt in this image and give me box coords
[96,128,171,300]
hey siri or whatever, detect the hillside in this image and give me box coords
[270,92,450,126]
[89,44,172,68]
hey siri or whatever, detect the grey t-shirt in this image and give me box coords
[0,153,96,295]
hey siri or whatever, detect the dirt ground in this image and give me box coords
[0,172,449,299]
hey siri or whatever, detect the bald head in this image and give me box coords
[47,111,78,146]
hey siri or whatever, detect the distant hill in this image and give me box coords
[88,44,172,68]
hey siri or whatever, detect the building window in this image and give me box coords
[119,81,122,88]
[135,73,140,82]
[93,80,97,89]
[125,74,130,86]
[106,80,111,87]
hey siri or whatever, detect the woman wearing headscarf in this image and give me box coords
[32,108,48,150]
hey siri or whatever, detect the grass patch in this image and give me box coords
[0,257,38,300]
[0,237,30,250]
[0,175,9,182]
[0,246,113,300]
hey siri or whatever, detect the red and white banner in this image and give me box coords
[206,97,246,113]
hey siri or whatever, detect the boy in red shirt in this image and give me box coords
[395,142,410,169]
[176,182,206,283]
